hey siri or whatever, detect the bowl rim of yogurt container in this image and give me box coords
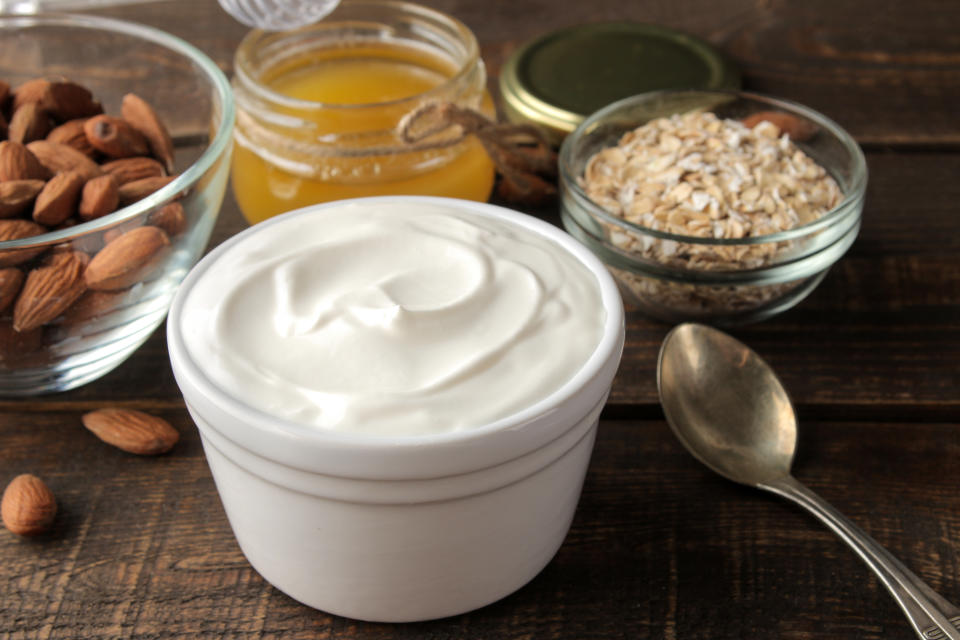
[167,196,625,479]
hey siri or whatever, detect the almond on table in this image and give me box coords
[1,473,57,537]
[81,408,179,455]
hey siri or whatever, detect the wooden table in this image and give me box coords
[3,1,959,637]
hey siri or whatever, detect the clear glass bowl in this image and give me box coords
[559,90,867,326]
[0,13,234,395]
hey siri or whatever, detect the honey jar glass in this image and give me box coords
[231,0,496,224]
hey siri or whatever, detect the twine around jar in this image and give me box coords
[397,101,558,206]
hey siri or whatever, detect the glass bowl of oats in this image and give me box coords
[559,89,867,325]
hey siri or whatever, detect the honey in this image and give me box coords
[230,2,495,224]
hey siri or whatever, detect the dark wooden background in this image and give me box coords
[2,0,959,638]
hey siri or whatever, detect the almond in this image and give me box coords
[13,79,102,122]
[0,219,48,267]
[148,201,187,236]
[742,111,818,142]
[0,180,45,219]
[101,156,166,185]
[46,118,96,156]
[102,228,124,245]
[0,141,51,181]
[49,241,90,263]
[102,220,142,246]
[81,408,179,455]
[8,103,52,144]
[62,289,126,325]
[45,81,103,121]
[13,250,87,331]
[33,170,84,227]
[27,140,103,181]
[0,267,23,312]
[0,320,42,365]
[84,225,169,291]
[1,474,57,536]
[0,82,8,139]
[78,174,119,221]
[117,175,175,205]
[53,217,79,232]
[121,94,175,174]
[11,78,53,113]
[84,114,149,159]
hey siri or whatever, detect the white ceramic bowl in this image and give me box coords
[167,196,625,622]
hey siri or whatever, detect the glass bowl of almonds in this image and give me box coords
[0,13,234,395]
[559,89,866,325]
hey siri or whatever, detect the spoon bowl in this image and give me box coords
[657,322,960,640]
[657,322,796,486]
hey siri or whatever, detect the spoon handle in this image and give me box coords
[762,475,960,640]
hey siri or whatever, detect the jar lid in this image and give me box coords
[499,22,740,144]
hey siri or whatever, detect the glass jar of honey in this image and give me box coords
[231,0,496,224]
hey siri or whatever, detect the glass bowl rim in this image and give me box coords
[558,88,868,247]
[0,11,235,250]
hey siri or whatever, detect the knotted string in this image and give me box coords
[397,101,558,206]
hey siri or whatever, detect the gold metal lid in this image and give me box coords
[500,22,740,144]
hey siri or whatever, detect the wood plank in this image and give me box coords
[0,1,956,638]
[8,151,957,419]
[609,151,960,413]
[2,417,958,638]
[87,0,960,146]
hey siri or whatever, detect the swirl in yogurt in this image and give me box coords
[180,201,606,436]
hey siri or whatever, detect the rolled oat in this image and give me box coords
[579,110,842,316]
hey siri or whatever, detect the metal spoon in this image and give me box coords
[657,322,960,640]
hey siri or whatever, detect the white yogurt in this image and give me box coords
[180,200,605,436]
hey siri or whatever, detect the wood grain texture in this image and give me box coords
[10,150,957,416]
[611,150,960,414]
[1,0,959,638]
[2,418,958,638]
[88,0,960,146]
